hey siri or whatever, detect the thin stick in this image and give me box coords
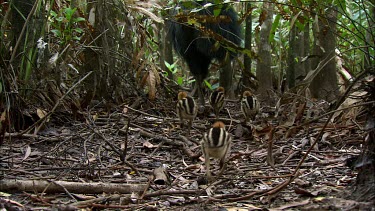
[18,71,93,135]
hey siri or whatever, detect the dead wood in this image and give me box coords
[138,128,201,159]
[0,180,148,194]
[153,166,170,185]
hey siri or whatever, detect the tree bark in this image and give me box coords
[243,2,254,91]
[256,2,273,103]
[287,23,307,89]
[286,25,297,88]
[0,179,147,194]
[160,23,174,80]
[220,61,235,99]
[310,6,339,101]
[303,22,310,79]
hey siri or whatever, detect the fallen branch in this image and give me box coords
[138,129,201,159]
[0,180,147,194]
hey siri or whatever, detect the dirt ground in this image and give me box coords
[1,95,373,210]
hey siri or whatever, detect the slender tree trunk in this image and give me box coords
[256,2,273,103]
[303,22,310,76]
[287,23,306,88]
[295,28,305,81]
[220,60,235,99]
[243,2,253,91]
[286,25,297,88]
[310,6,339,101]
[160,23,174,80]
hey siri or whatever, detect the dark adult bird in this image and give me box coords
[169,1,241,109]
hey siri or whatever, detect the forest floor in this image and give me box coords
[1,94,374,210]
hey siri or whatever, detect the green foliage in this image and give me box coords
[334,0,374,72]
[49,6,85,45]
[164,61,178,75]
[269,14,281,43]
[204,80,213,90]
[164,61,184,86]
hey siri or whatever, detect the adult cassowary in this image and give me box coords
[168,0,241,109]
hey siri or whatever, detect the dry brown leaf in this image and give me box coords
[143,141,155,149]
[332,91,366,122]
[148,69,156,100]
[0,111,6,121]
[36,108,47,119]
[130,6,163,23]
[22,145,31,161]
[294,187,315,196]
[270,199,310,210]
[123,106,128,114]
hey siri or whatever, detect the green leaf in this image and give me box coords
[188,78,195,84]
[177,77,184,85]
[295,21,304,31]
[269,14,281,43]
[50,10,57,17]
[213,8,221,17]
[64,7,77,21]
[204,80,212,90]
[164,61,171,69]
[180,1,197,10]
[56,17,64,22]
[51,29,62,37]
[73,17,86,23]
[73,28,84,33]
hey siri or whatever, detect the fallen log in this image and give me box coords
[0,179,148,194]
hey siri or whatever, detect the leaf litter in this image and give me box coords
[0,92,372,210]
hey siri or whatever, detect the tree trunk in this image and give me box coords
[286,25,297,88]
[256,2,273,103]
[219,60,235,99]
[160,23,174,80]
[243,2,254,91]
[295,28,306,82]
[310,6,339,102]
[287,23,307,89]
[303,22,310,78]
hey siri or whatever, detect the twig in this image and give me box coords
[138,129,200,159]
[268,69,369,196]
[142,189,206,199]
[19,71,93,135]
[124,105,173,121]
[288,100,375,132]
